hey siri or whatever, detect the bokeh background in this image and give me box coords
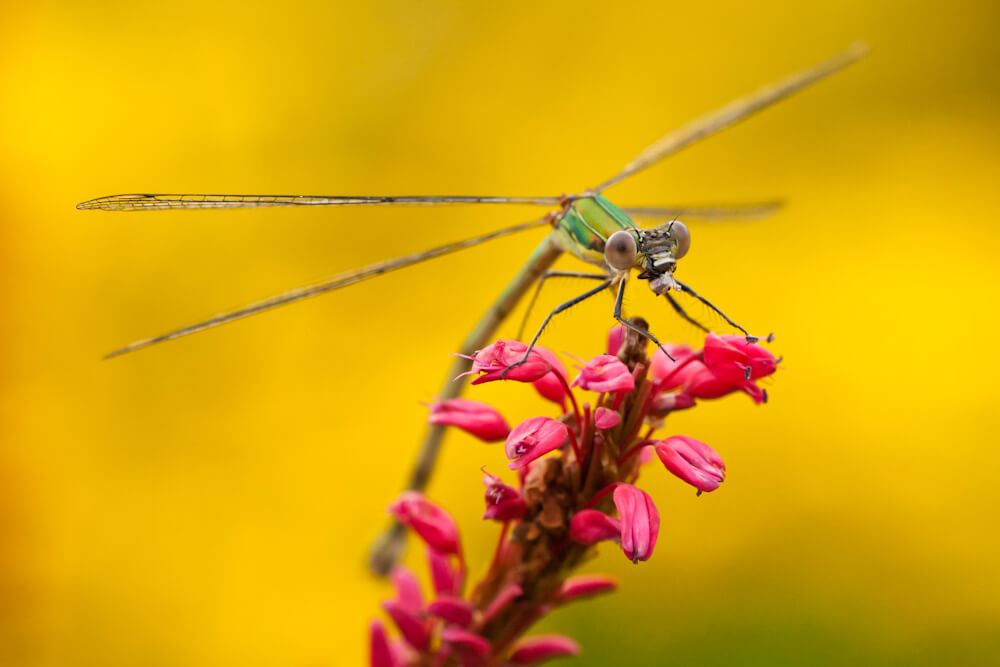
[2,1,999,665]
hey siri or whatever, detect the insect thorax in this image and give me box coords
[555,195,638,268]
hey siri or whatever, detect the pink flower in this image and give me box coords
[651,336,776,405]
[427,595,474,627]
[440,627,491,664]
[388,492,461,555]
[569,509,622,545]
[459,340,551,385]
[509,635,581,664]
[556,574,618,604]
[505,416,568,471]
[655,436,726,493]
[426,398,510,442]
[571,354,635,393]
[570,484,659,563]
[381,599,430,651]
[368,619,399,667]
[530,345,571,408]
[683,364,766,403]
[650,343,699,389]
[482,471,527,521]
[703,333,778,382]
[594,407,621,429]
[380,565,430,650]
[614,484,659,563]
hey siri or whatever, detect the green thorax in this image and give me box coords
[555,195,639,268]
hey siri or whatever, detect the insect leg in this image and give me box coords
[613,280,675,361]
[517,271,610,341]
[673,279,758,341]
[664,291,711,333]
[501,279,614,378]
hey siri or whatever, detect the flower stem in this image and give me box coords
[555,371,581,426]
[567,427,582,464]
[618,439,655,467]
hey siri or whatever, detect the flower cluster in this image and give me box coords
[371,326,778,665]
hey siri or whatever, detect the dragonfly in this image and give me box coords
[78,43,867,573]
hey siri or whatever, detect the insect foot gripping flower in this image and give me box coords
[456,340,552,385]
[650,333,779,406]
[426,398,511,442]
[370,324,777,664]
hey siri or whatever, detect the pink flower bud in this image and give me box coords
[594,407,621,429]
[655,435,726,493]
[427,595,474,627]
[530,345,570,407]
[369,619,399,667]
[607,325,625,356]
[505,416,568,471]
[388,491,461,555]
[569,509,622,545]
[556,574,618,603]
[703,333,777,381]
[613,484,659,563]
[509,634,581,664]
[482,471,527,521]
[571,354,635,393]
[426,546,462,597]
[381,599,431,651]
[426,397,510,442]
[459,340,551,385]
[440,627,491,664]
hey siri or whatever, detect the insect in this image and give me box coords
[78,44,867,572]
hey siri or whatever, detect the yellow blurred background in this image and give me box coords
[2,1,999,665]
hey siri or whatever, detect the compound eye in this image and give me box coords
[604,230,638,270]
[669,220,691,259]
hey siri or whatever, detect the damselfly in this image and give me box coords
[78,44,867,572]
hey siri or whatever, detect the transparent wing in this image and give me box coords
[104,216,550,358]
[593,42,869,192]
[77,193,563,211]
[621,201,782,221]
